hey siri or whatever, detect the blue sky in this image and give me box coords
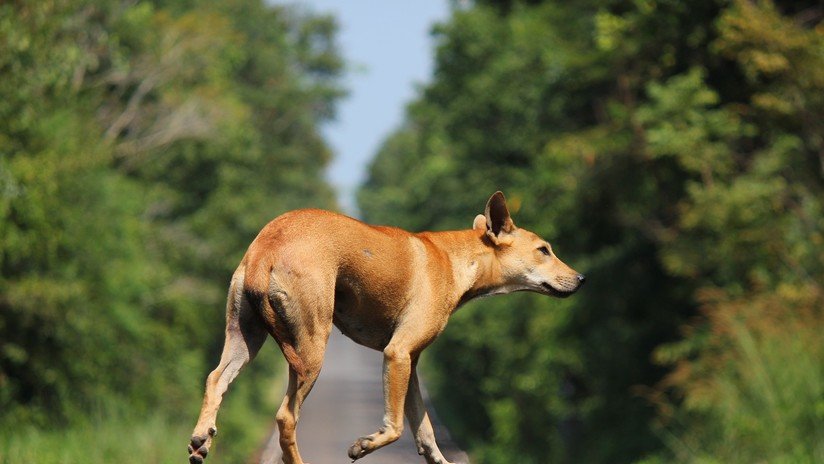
[290,1,450,215]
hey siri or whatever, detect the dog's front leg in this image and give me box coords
[405,367,455,464]
[347,342,412,460]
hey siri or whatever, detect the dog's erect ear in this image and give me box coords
[473,214,486,231]
[484,191,516,244]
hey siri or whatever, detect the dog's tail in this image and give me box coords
[241,254,305,378]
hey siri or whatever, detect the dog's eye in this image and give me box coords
[538,246,551,257]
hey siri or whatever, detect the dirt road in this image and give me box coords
[258,330,469,464]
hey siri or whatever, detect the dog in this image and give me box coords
[188,191,585,464]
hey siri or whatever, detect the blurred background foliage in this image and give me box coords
[1,0,822,463]
[359,0,823,463]
[0,0,341,461]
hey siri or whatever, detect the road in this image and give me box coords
[258,330,469,464]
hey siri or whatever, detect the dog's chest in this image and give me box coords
[331,275,401,350]
[332,310,392,351]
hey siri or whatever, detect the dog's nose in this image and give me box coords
[576,274,586,285]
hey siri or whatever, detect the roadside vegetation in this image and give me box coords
[1,0,342,461]
[359,1,824,463]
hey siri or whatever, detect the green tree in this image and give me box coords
[641,2,824,461]
[359,1,822,463]
[0,3,344,453]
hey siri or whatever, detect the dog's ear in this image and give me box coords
[473,214,486,231]
[484,191,516,245]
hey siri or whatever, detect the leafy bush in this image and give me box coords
[360,0,824,462]
[0,0,342,450]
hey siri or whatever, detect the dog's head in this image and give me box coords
[473,191,585,298]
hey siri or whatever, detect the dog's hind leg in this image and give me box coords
[266,278,333,464]
[275,358,324,464]
[188,270,268,464]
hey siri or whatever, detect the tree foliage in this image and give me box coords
[0,0,343,436]
[359,1,823,462]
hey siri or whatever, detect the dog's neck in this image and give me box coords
[419,229,507,310]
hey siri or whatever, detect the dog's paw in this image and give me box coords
[187,427,216,463]
[347,436,373,461]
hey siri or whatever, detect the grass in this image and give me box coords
[649,289,824,464]
[0,345,285,464]
[0,413,190,464]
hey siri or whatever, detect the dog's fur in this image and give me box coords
[188,192,584,464]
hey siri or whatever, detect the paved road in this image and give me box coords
[258,330,469,464]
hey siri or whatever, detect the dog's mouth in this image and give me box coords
[540,282,576,298]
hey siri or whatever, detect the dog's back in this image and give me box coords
[240,209,434,352]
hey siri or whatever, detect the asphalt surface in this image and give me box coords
[258,330,469,464]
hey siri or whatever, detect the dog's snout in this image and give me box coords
[576,274,586,285]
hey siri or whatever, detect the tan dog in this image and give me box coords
[188,191,584,464]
